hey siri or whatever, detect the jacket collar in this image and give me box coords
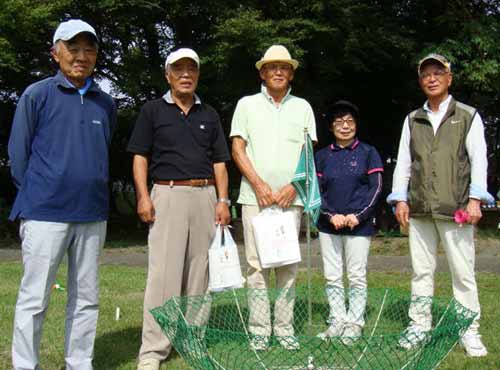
[54,70,101,94]
[415,96,456,123]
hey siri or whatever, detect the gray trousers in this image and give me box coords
[12,220,106,370]
[139,184,216,361]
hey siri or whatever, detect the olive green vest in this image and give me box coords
[408,98,475,219]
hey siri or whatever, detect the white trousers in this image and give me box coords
[242,205,302,337]
[12,220,106,370]
[408,217,481,333]
[319,233,370,327]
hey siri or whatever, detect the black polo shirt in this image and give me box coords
[127,95,230,180]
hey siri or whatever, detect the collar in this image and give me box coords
[162,90,201,105]
[330,138,359,151]
[260,84,291,105]
[423,94,452,114]
[54,70,99,95]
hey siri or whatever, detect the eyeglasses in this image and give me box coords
[168,64,199,75]
[264,63,293,72]
[333,118,355,127]
[419,69,449,81]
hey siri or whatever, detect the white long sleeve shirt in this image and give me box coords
[388,95,493,204]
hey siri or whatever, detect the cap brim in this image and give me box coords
[166,56,200,67]
[418,58,450,73]
[55,30,98,44]
[255,59,299,70]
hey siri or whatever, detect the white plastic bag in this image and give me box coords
[208,225,245,292]
[251,207,301,268]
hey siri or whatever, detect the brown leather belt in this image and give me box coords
[155,179,215,187]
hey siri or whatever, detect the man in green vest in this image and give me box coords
[388,53,494,357]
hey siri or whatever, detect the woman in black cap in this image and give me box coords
[314,100,384,344]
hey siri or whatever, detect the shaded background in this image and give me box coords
[1,0,499,237]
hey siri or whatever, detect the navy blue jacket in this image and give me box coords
[315,139,383,236]
[8,71,116,222]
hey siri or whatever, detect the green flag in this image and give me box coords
[291,134,321,224]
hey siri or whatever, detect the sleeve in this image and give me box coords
[387,115,411,204]
[8,92,38,188]
[355,147,384,222]
[127,104,153,155]
[211,110,231,163]
[305,102,317,142]
[229,99,248,141]
[466,113,495,203]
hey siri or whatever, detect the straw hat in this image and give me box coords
[255,45,299,70]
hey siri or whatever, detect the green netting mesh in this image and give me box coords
[151,286,476,370]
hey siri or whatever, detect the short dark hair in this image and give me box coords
[328,100,360,126]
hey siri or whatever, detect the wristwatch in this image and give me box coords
[217,198,231,206]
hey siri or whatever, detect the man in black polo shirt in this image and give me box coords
[127,48,231,370]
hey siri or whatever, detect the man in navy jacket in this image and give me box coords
[8,19,116,370]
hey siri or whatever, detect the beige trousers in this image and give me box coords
[408,217,481,333]
[242,205,302,337]
[139,184,216,361]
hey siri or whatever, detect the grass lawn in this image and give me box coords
[0,263,499,370]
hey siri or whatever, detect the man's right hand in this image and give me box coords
[330,214,346,230]
[395,201,410,229]
[254,180,275,207]
[137,197,155,223]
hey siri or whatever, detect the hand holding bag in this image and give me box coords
[208,225,245,292]
[251,207,301,268]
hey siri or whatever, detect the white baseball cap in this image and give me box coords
[53,19,97,45]
[165,48,200,69]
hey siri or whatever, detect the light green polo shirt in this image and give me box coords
[230,85,317,206]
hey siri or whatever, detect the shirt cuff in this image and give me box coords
[469,184,495,204]
[386,191,407,205]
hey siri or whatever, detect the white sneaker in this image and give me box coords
[317,323,344,340]
[137,358,160,370]
[398,326,429,350]
[460,332,488,357]
[341,324,362,345]
[250,335,269,351]
[277,335,300,350]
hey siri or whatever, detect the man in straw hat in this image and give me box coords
[388,53,494,357]
[9,19,116,369]
[230,45,317,351]
[128,47,231,370]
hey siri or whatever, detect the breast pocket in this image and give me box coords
[191,121,216,148]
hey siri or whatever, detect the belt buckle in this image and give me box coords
[190,179,207,187]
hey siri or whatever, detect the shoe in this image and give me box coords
[250,335,269,351]
[398,325,429,350]
[341,324,362,345]
[137,358,160,370]
[277,335,300,350]
[317,323,344,340]
[460,332,488,357]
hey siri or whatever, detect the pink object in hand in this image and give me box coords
[454,209,470,225]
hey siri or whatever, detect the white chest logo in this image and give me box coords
[92,120,102,125]
[200,124,205,130]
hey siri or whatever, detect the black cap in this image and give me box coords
[329,100,360,124]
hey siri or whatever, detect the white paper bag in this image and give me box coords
[251,207,301,268]
[208,225,245,292]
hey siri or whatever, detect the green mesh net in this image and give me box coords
[151,286,476,370]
